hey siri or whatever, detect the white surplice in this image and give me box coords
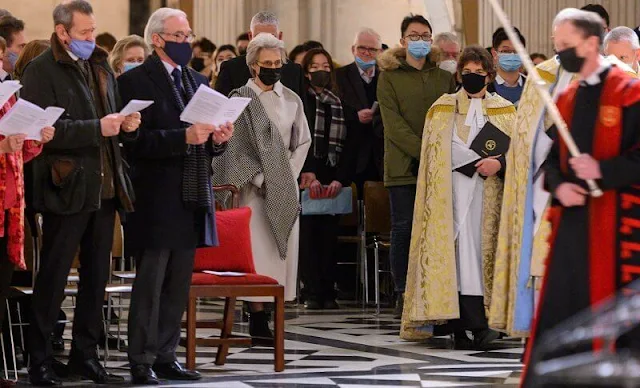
[451,98,486,296]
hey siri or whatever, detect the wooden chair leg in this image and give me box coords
[273,293,285,372]
[215,297,235,366]
[186,296,197,370]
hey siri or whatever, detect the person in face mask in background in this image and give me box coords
[488,27,527,107]
[377,14,456,319]
[604,26,640,75]
[0,15,26,80]
[20,0,141,385]
[299,48,356,310]
[434,32,461,75]
[190,37,215,77]
[109,34,151,77]
[209,44,237,87]
[335,28,384,197]
[212,32,311,346]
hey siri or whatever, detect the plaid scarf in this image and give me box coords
[308,88,346,167]
[150,54,213,211]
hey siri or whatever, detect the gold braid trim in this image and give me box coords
[427,104,455,119]
[537,69,556,84]
[486,106,516,116]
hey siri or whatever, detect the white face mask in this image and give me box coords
[439,59,457,74]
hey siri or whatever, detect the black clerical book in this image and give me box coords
[454,122,510,178]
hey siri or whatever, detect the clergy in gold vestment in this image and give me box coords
[401,46,515,349]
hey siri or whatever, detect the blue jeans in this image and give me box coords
[388,185,416,293]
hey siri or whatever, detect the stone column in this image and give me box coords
[193,0,247,46]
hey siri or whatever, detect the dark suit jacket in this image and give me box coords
[214,55,305,99]
[118,56,224,250]
[335,62,384,180]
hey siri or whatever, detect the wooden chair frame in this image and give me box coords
[184,184,286,372]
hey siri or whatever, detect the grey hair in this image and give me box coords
[353,27,382,47]
[604,26,640,50]
[246,33,287,77]
[144,7,187,47]
[250,11,279,35]
[553,7,605,42]
[53,0,93,30]
[434,32,460,48]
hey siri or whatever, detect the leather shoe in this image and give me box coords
[131,364,159,385]
[29,364,62,386]
[68,357,124,385]
[153,361,201,381]
[473,328,501,350]
[304,299,322,310]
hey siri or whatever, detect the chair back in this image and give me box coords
[339,183,359,227]
[112,212,124,258]
[363,181,391,235]
[214,184,240,210]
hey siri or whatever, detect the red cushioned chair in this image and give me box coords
[184,185,285,372]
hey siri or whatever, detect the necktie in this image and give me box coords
[172,67,186,104]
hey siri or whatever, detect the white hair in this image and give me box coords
[144,7,187,47]
[246,33,287,77]
[604,26,640,50]
[434,32,460,48]
[353,28,382,47]
[553,7,604,30]
[250,11,279,35]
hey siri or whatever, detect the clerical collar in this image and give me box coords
[464,98,485,128]
[580,57,610,86]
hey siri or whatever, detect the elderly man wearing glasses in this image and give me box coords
[117,7,234,385]
[377,14,456,319]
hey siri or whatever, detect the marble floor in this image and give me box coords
[5,300,524,387]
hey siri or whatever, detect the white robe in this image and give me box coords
[240,80,311,302]
[452,98,486,296]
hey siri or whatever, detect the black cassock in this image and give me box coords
[523,67,640,387]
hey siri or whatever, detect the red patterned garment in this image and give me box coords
[0,96,43,269]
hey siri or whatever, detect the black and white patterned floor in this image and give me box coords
[6,301,524,387]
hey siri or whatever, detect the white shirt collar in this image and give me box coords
[162,60,182,76]
[357,65,375,83]
[495,73,524,87]
[66,50,79,62]
[0,68,8,81]
[247,78,283,97]
[581,56,610,86]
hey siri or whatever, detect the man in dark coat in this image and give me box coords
[214,10,304,99]
[336,27,385,197]
[118,7,233,385]
[20,1,140,386]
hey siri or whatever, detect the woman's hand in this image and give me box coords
[213,121,234,145]
[300,172,316,189]
[475,155,502,177]
[40,126,55,144]
[326,180,343,198]
[0,134,26,154]
[309,179,323,199]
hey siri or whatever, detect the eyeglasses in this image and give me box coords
[160,31,196,43]
[356,45,380,55]
[404,33,432,42]
[461,69,488,76]
[257,60,283,68]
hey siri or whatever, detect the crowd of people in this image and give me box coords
[0,0,639,387]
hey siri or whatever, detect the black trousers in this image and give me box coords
[437,294,489,334]
[300,215,340,302]
[127,248,195,366]
[29,201,116,367]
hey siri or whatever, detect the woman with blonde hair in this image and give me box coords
[109,34,150,76]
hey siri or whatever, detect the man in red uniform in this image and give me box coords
[523,8,640,387]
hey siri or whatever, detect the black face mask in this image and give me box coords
[309,70,331,88]
[557,46,586,73]
[461,73,488,95]
[257,66,282,86]
[191,57,205,72]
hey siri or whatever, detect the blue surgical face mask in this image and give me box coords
[123,61,141,73]
[69,38,96,60]
[6,51,18,68]
[407,40,431,59]
[498,53,522,72]
[355,56,376,71]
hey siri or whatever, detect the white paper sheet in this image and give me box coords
[0,99,65,141]
[202,270,246,277]
[0,80,21,108]
[119,99,154,116]
[180,84,251,126]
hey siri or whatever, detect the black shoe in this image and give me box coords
[393,293,404,319]
[249,310,274,347]
[472,328,501,350]
[304,299,322,310]
[28,364,62,386]
[49,358,69,379]
[130,364,159,385]
[323,300,340,310]
[453,331,474,350]
[153,361,201,381]
[68,357,124,385]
